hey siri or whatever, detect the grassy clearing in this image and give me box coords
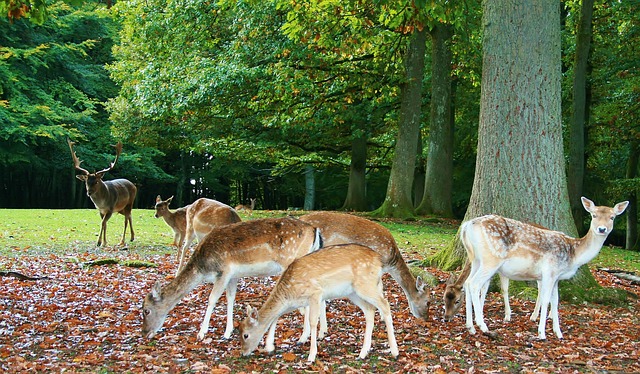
[0,209,638,273]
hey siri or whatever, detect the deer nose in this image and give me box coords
[597,226,607,234]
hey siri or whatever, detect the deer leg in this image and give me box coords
[120,213,130,247]
[306,293,322,362]
[318,300,327,340]
[127,211,134,242]
[197,278,229,340]
[265,319,278,353]
[298,307,311,345]
[550,281,563,339]
[530,280,542,321]
[350,296,375,360]
[499,274,512,322]
[98,212,112,247]
[536,276,554,340]
[468,270,493,335]
[222,278,238,339]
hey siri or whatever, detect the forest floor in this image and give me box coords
[1,248,639,373]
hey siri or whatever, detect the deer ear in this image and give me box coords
[614,201,629,216]
[246,305,259,323]
[76,175,87,182]
[445,273,456,285]
[581,197,595,213]
[416,275,427,293]
[151,281,162,301]
[156,195,162,203]
[167,196,174,204]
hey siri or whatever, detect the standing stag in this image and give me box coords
[462,197,628,340]
[68,138,137,247]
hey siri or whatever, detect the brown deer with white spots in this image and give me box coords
[154,195,188,248]
[239,244,399,362]
[462,197,628,340]
[141,217,321,340]
[297,212,429,343]
[67,138,137,247]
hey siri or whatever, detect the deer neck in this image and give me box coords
[159,266,206,312]
[256,294,292,336]
[572,229,608,268]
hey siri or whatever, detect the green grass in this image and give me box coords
[0,209,638,274]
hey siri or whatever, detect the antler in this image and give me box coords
[96,142,123,176]
[67,138,89,176]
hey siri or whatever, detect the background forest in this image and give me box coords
[0,0,638,247]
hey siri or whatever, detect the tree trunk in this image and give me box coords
[627,143,639,250]
[341,134,368,211]
[567,0,594,232]
[304,164,315,210]
[374,28,427,218]
[416,22,454,218]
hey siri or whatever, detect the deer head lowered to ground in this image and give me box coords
[461,197,628,340]
[68,138,137,247]
[239,244,399,362]
[141,217,322,341]
[296,211,429,344]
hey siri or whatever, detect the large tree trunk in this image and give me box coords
[341,135,368,211]
[374,28,427,218]
[567,0,594,232]
[416,22,454,218]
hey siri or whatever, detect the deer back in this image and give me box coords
[91,178,137,213]
[187,198,242,239]
[185,217,321,277]
[299,212,399,265]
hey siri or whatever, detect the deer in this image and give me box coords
[67,138,137,247]
[154,195,189,248]
[239,244,399,362]
[175,198,242,275]
[235,198,257,214]
[141,217,322,341]
[462,197,628,340]
[296,211,429,344]
[442,260,542,323]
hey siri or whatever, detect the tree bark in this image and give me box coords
[567,0,594,232]
[341,134,368,211]
[374,28,427,218]
[416,22,454,218]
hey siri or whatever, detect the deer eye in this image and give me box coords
[144,309,150,316]
[243,333,249,340]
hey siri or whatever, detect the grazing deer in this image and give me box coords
[235,198,257,214]
[67,138,137,247]
[462,197,628,340]
[141,217,322,340]
[154,195,189,248]
[239,244,399,362]
[175,198,242,275]
[442,260,542,323]
[297,212,429,343]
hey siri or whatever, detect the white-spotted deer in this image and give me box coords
[141,217,321,340]
[235,198,256,214]
[297,212,429,343]
[67,138,137,247]
[175,198,242,275]
[462,197,628,340]
[154,195,189,248]
[239,244,399,362]
[442,260,542,323]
